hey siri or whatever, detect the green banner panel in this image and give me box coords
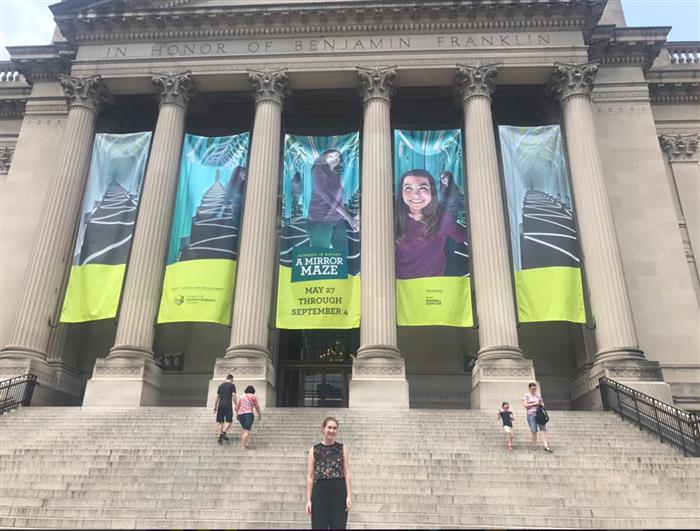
[393,129,473,327]
[61,132,152,323]
[157,133,250,325]
[276,133,361,329]
[499,125,586,323]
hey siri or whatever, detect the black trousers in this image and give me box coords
[311,478,347,529]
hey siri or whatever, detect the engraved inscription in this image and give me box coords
[93,32,556,60]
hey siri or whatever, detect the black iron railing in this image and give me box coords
[0,374,37,415]
[599,377,699,457]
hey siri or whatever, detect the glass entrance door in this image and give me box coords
[277,329,357,407]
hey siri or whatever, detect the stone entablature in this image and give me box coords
[51,0,605,44]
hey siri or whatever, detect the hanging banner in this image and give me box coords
[394,129,472,327]
[276,134,361,329]
[498,125,585,323]
[157,133,250,325]
[61,132,152,323]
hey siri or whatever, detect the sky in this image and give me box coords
[0,0,699,61]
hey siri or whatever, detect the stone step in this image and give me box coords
[1,515,699,530]
[2,504,698,521]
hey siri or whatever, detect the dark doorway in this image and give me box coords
[277,329,358,407]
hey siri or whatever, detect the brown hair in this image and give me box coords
[322,416,339,429]
[395,169,443,243]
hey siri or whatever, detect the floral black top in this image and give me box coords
[313,442,344,481]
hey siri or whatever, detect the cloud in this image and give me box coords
[0,1,56,60]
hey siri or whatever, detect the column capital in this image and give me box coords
[58,74,109,113]
[659,133,700,162]
[550,62,599,102]
[152,71,195,108]
[356,66,397,104]
[248,68,288,106]
[456,64,498,102]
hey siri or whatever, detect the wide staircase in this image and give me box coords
[1,407,699,529]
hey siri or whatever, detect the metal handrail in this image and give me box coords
[0,374,37,415]
[599,377,699,457]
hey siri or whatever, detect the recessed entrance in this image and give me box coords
[277,329,358,407]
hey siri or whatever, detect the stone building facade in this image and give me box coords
[0,0,698,412]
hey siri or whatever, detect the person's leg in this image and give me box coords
[528,415,537,449]
[328,479,348,530]
[331,222,349,255]
[311,481,331,529]
[241,430,250,448]
[539,425,551,450]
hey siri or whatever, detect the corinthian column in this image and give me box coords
[0,75,108,404]
[553,62,672,405]
[349,66,408,409]
[83,72,194,407]
[457,65,536,410]
[208,69,288,408]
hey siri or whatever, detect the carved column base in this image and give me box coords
[470,357,537,410]
[208,355,276,408]
[0,357,79,406]
[349,356,409,409]
[83,357,161,407]
[571,358,673,410]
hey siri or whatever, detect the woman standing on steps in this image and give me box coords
[523,382,553,453]
[305,416,353,529]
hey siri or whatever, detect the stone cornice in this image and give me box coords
[52,0,606,45]
[5,44,75,85]
[588,25,670,72]
[648,81,700,104]
[0,98,27,120]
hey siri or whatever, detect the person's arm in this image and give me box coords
[305,447,314,517]
[522,397,530,411]
[443,212,468,243]
[213,393,219,412]
[254,398,262,419]
[335,205,359,231]
[343,445,352,512]
[232,392,238,409]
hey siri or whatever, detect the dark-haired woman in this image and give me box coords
[306,416,352,529]
[307,150,359,252]
[235,385,261,449]
[439,170,463,218]
[395,169,467,279]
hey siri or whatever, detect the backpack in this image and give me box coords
[535,405,550,425]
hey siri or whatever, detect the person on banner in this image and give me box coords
[523,382,553,453]
[307,149,359,253]
[225,165,247,225]
[395,169,467,279]
[235,385,261,449]
[306,416,352,529]
[439,170,463,218]
[213,374,237,444]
